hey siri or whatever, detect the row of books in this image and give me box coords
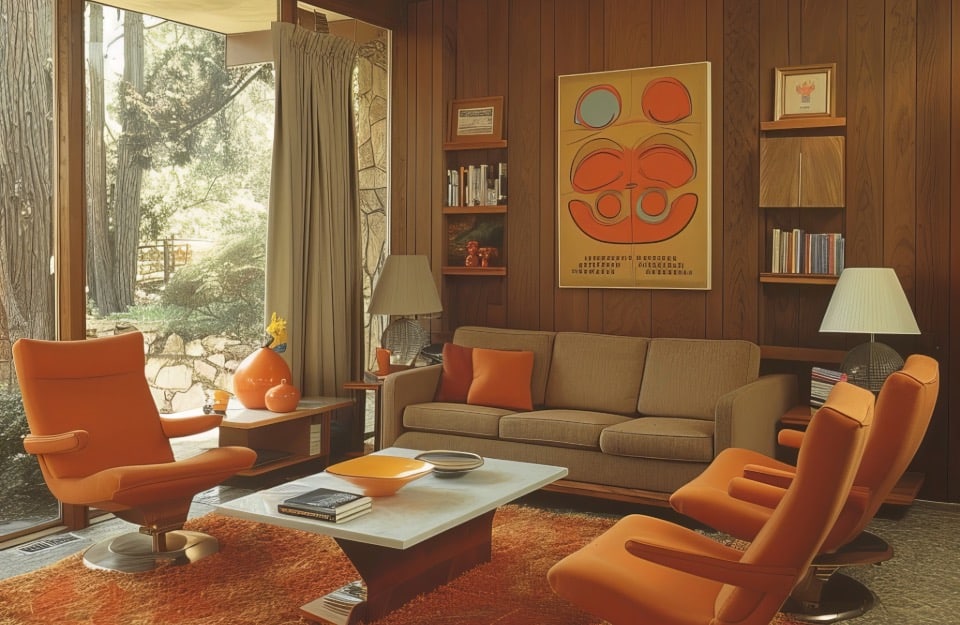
[770,229,845,275]
[446,162,507,207]
[309,423,323,456]
[810,366,847,408]
[278,487,372,523]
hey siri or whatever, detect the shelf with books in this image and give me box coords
[443,141,507,277]
[759,273,839,285]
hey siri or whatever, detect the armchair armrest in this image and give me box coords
[624,530,794,592]
[714,373,798,457]
[159,413,223,438]
[778,428,805,449]
[380,364,443,447]
[728,476,785,510]
[743,463,796,489]
[23,431,89,455]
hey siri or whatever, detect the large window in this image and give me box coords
[0,0,60,541]
[0,0,276,543]
[83,3,274,413]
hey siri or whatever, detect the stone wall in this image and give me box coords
[131,326,260,414]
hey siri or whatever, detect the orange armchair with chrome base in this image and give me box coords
[548,382,874,625]
[670,354,939,622]
[13,332,257,572]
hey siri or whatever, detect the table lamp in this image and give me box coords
[819,267,920,392]
[368,255,442,366]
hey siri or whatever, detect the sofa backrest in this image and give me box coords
[452,326,556,406]
[637,338,761,420]
[544,332,649,416]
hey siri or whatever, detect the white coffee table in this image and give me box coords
[216,447,567,624]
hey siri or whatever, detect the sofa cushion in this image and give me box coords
[637,338,761,420]
[467,348,535,411]
[402,402,510,439]
[544,332,648,415]
[600,417,715,463]
[500,409,633,450]
[434,343,474,402]
[453,326,555,406]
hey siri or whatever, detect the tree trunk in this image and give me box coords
[0,0,55,346]
[85,3,120,315]
[113,11,145,312]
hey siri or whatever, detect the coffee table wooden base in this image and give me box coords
[300,510,495,624]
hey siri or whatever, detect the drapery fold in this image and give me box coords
[266,22,362,399]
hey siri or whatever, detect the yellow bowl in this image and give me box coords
[325,455,434,497]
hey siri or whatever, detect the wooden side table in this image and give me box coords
[343,373,384,452]
[779,405,924,506]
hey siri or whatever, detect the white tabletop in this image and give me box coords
[215,447,568,549]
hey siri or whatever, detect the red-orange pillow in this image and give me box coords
[434,343,474,402]
[467,348,534,411]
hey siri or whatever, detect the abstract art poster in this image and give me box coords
[557,62,711,289]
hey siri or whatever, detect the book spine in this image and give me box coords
[278,505,341,522]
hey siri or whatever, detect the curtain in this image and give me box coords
[266,22,362,399]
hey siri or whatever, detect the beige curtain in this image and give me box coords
[266,22,362,398]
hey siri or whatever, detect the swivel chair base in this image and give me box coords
[83,530,219,573]
[781,573,876,623]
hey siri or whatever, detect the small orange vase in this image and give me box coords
[233,347,293,409]
[265,379,301,413]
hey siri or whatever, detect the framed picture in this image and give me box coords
[774,63,836,121]
[447,96,504,145]
[556,62,712,290]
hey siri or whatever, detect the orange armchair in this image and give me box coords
[670,354,939,621]
[13,332,257,572]
[548,382,874,625]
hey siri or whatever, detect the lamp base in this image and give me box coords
[381,318,428,366]
[840,341,904,393]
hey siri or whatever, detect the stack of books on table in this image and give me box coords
[810,366,847,408]
[277,487,372,523]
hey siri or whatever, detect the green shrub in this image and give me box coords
[158,226,266,343]
[0,387,56,521]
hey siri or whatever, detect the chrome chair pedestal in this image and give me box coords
[83,530,219,573]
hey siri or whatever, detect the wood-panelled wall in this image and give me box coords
[389,0,960,502]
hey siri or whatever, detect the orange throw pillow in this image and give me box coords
[434,343,474,402]
[467,348,535,411]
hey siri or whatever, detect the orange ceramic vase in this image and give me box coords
[233,348,293,409]
[265,379,301,413]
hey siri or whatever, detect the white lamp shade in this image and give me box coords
[819,267,920,335]
[368,255,442,316]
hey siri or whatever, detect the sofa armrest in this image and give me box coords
[380,364,443,447]
[714,373,797,457]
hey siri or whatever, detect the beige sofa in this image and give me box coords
[380,326,797,505]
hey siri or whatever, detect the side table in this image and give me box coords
[779,405,924,506]
[343,373,384,452]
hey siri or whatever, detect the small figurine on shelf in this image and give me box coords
[478,246,499,267]
[465,240,480,267]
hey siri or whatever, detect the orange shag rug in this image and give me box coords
[0,505,803,625]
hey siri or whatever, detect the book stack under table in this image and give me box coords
[277,487,372,523]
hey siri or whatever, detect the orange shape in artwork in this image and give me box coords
[641,77,692,123]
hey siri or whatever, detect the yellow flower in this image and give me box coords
[266,312,288,349]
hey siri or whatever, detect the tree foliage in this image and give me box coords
[158,217,267,343]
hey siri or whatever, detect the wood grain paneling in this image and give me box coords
[393,0,960,501]
[722,0,759,342]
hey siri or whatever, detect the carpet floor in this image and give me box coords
[0,504,808,625]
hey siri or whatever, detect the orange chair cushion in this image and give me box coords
[467,348,535,411]
[434,343,474,402]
